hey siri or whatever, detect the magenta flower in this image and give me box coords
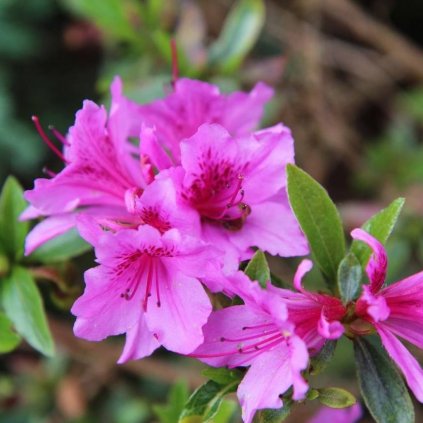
[272,260,346,354]
[23,78,148,254]
[307,404,362,423]
[138,78,273,168]
[168,123,308,266]
[72,225,218,362]
[192,272,309,423]
[351,228,423,402]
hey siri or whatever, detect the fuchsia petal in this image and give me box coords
[357,285,390,322]
[145,272,211,355]
[350,228,387,293]
[192,305,274,369]
[25,215,76,255]
[230,198,309,257]
[221,82,273,136]
[293,259,313,292]
[317,312,344,339]
[308,404,362,423]
[117,316,160,363]
[237,337,308,423]
[381,270,423,299]
[377,325,423,402]
[382,319,423,349]
[139,124,173,170]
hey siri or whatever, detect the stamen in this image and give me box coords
[42,167,57,178]
[242,323,274,330]
[143,260,154,311]
[226,175,244,208]
[170,39,179,88]
[220,329,279,343]
[48,125,69,146]
[155,262,161,307]
[32,116,69,163]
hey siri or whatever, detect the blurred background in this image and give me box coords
[1,0,423,421]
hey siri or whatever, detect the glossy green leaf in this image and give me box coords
[0,176,29,260]
[1,266,54,356]
[153,381,189,423]
[253,400,292,422]
[354,337,414,423]
[213,400,237,423]
[179,380,238,423]
[287,164,346,284]
[337,253,362,303]
[310,340,337,376]
[350,198,405,267]
[208,0,265,73]
[202,367,242,386]
[27,228,91,263]
[244,250,270,288]
[317,387,356,409]
[0,312,21,353]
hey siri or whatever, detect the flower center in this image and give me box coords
[185,159,251,230]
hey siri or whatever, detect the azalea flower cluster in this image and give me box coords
[23,76,423,422]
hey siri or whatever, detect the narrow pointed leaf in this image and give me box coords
[350,198,405,267]
[244,250,270,288]
[0,176,29,260]
[287,164,345,283]
[354,337,414,423]
[337,253,362,304]
[179,380,238,423]
[253,401,292,422]
[202,367,242,386]
[0,312,21,353]
[208,0,265,73]
[1,266,54,356]
[317,387,356,409]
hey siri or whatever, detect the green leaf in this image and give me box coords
[350,198,405,267]
[0,312,21,353]
[310,340,337,375]
[27,228,91,263]
[253,400,292,422]
[354,337,414,423]
[244,250,270,288]
[153,381,189,423]
[287,165,346,284]
[317,387,356,409]
[179,380,238,423]
[0,176,29,260]
[1,266,54,356]
[337,253,362,304]
[202,367,242,386]
[208,0,265,73]
[213,400,237,423]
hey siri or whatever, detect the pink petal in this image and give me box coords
[293,259,313,292]
[230,197,309,257]
[222,82,273,136]
[382,318,423,349]
[192,305,275,369]
[381,270,423,300]
[317,311,344,339]
[117,315,160,363]
[139,124,173,170]
[377,324,423,402]
[72,266,142,340]
[357,285,390,322]
[307,404,362,423]
[237,337,308,423]
[144,271,211,354]
[25,215,76,255]
[350,228,387,293]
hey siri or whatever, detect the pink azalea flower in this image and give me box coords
[192,272,309,423]
[23,78,149,254]
[72,225,218,362]
[351,228,423,402]
[138,78,273,168]
[272,259,346,354]
[308,404,362,423]
[168,123,308,266]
